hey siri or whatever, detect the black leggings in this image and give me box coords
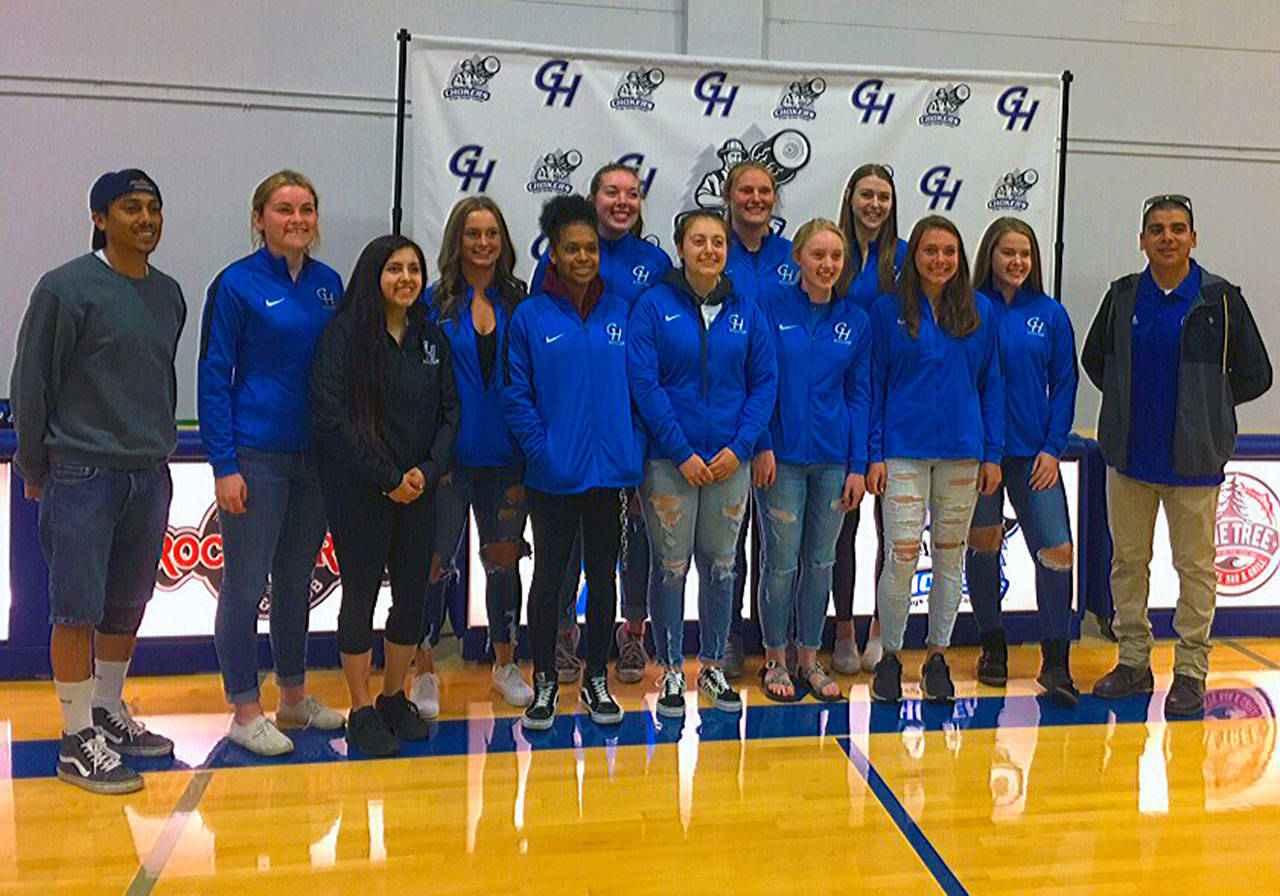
[322,475,435,655]
[528,487,621,678]
[832,498,885,623]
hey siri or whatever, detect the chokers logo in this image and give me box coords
[443,54,501,101]
[1216,472,1280,597]
[988,168,1039,211]
[612,67,664,111]
[693,130,810,212]
[526,148,582,194]
[774,76,825,121]
[157,506,341,616]
[919,83,970,127]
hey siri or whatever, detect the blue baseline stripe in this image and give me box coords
[5,689,1212,781]
[837,736,968,896]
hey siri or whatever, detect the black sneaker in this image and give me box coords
[580,672,624,725]
[1036,638,1080,707]
[723,632,745,680]
[57,727,143,794]
[93,704,174,757]
[976,629,1008,687]
[1091,663,1155,700]
[697,666,742,713]
[376,691,430,742]
[1164,674,1206,717]
[655,668,686,718]
[870,654,902,704]
[346,705,399,757]
[921,653,955,704]
[522,673,559,731]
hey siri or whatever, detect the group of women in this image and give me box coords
[196,156,1078,753]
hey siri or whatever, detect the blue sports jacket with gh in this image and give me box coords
[628,269,777,466]
[531,232,672,305]
[724,230,797,307]
[501,284,643,494]
[978,286,1077,459]
[757,283,872,472]
[198,247,341,477]
[868,291,1004,464]
[426,284,521,468]
[839,237,908,311]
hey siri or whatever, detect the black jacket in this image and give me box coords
[310,304,460,493]
[1081,267,1271,477]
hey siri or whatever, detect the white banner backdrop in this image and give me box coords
[408,34,1062,280]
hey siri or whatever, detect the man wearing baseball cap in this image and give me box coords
[1082,194,1272,716]
[10,169,187,792]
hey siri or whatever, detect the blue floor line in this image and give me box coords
[4,686,1252,781]
[836,736,968,895]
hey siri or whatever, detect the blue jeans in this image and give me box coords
[214,449,327,704]
[640,459,749,666]
[965,456,1074,640]
[756,463,848,650]
[39,460,172,633]
[431,465,528,648]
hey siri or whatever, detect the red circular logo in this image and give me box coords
[1215,472,1280,597]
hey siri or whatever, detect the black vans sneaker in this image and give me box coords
[580,673,624,725]
[870,654,903,704]
[656,668,686,718]
[976,629,1009,687]
[376,692,431,742]
[93,704,174,757]
[697,666,742,713]
[522,673,559,731]
[921,653,955,704]
[346,705,398,757]
[58,727,143,794]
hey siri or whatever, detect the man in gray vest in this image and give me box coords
[1082,194,1271,716]
[11,169,187,792]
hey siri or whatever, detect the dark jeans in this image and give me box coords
[965,456,1074,640]
[529,487,621,678]
[39,459,172,633]
[215,449,326,704]
[321,473,435,656]
[557,488,647,629]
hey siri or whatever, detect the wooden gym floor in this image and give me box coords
[1,638,1278,895]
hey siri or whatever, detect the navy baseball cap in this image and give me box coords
[90,169,161,249]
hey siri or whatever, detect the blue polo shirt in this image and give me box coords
[1127,260,1222,486]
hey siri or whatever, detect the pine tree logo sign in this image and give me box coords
[1216,472,1280,597]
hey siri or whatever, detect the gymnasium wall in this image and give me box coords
[2,0,1277,431]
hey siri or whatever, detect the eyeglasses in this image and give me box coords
[1142,193,1194,228]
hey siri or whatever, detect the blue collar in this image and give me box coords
[1139,259,1200,302]
[257,245,312,282]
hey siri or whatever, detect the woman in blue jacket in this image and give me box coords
[198,170,345,755]
[832,162,909,675]
[409,196,531,719]
[865,215,1004,704]
[753,219,870,702]
[965,217,1079,705]
[629,210,778,718]
[531,164,672,686]
[503,195,644,731]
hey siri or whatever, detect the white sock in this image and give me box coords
[55,679,95,735]
[91,659,130,711]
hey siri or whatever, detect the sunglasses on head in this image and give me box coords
[1142,194,1193,228]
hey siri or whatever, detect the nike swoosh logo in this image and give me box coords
[779,324,798,331]
[265,298,286,308]
[664,314,680,322]
[545,333,564,344]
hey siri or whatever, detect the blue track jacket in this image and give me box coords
[531,232,672,305]
[724,231,797,307]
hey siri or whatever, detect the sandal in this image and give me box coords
[799,662,844,702]
[759,660,799,703]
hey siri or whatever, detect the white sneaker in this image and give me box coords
[832,635,861,675]
[228,715,294,756]
[860,633,884,673]
[492,663,534,707]
[275,694,345,730]
[410,672,440,720]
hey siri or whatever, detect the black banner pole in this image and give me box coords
[1053,70,1073,300]
[391,28,411,235]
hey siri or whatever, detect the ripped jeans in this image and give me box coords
[640,459,749,667]
[876,458,979,653]
[756,463,848,651]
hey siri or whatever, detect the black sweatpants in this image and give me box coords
[832,498,885,623]
[321,475,435,655]
[528,487,621,679]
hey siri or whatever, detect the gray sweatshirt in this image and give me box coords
[10,252,187,484]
